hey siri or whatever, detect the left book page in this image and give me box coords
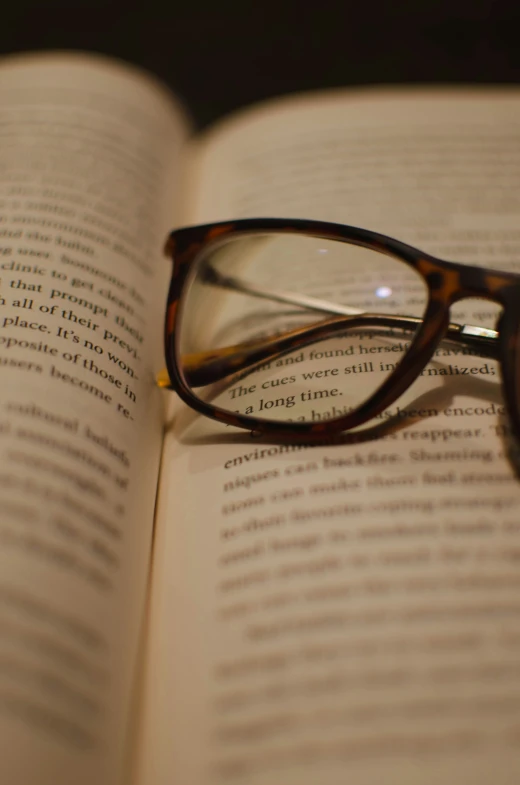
[0,53,189,785]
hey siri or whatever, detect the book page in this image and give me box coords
[140,89,520,785]
[0,53,189,785]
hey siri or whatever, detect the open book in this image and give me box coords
[1,51,520,785]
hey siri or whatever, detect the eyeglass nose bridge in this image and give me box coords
[419,261,518,357]
[433,260,518,309]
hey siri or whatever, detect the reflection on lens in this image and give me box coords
[178,233,428,424]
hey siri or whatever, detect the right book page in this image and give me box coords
[139,88,520,785]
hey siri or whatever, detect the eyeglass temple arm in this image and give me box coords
[157,264,500,389]
[201,264,501,346]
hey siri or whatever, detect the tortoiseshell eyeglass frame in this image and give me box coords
[159,217,520,443]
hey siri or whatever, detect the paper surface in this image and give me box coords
[0,53,188,785]
[141,88,520,785]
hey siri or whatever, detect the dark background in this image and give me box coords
[1,0,519,128]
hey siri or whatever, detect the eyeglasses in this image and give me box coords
[157,217,520,442]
